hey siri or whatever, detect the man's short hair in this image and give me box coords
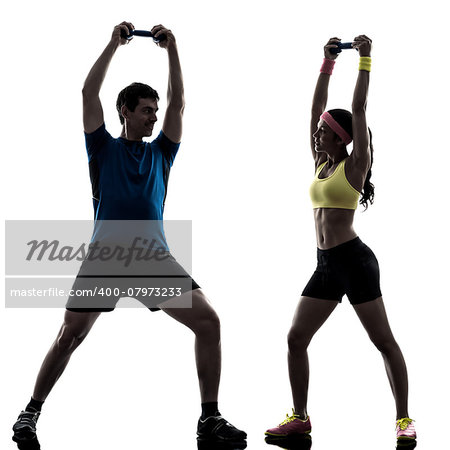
[116,82,159,125]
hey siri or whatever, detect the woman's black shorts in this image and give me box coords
[301,237,382,305]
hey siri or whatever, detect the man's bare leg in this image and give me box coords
[13,310,101,440]
[162,289,221,403]
[32,310,102,401]
[161,288,246,440]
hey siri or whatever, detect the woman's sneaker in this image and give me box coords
[396,418,416,440]
[12,409,40,441]
[265,409,311,437]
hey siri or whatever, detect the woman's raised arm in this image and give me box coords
[350,35,372,173]
[310,37,341,167]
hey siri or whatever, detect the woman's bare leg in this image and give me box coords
[288,296,339,418]
[353,297,409,419]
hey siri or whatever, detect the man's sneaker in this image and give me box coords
[12,409,40,440]
[396,417,416,440]
[265,409,311,437]
[197,415,247,441]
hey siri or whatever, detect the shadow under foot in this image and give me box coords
[12,434,41,450]
[265,434,312,449]
[197,437,248,450]
[397,438,417,449]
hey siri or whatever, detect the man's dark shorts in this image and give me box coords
[66,250,199,312]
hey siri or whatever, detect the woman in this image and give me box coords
[265,36,416,441]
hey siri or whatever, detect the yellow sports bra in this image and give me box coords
[309,158,360,210]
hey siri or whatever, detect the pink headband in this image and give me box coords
[320,112,352,146]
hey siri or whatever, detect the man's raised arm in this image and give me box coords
[152,25,185,143]
[82,21,134,134]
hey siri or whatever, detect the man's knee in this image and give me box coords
[55,324,85,353]
[55,313,97,353]
[196,313,220,339]
[193,310,221,340]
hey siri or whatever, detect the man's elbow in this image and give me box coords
[81,83,89,97]
[81,86,91,103]
[82,83,99,101]
[167,96,186,114]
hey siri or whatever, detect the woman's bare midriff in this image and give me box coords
[313,208,358,250]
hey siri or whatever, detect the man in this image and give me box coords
[12,21,246,443]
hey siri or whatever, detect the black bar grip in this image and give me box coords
[330,42,353,54]
[120,29,166,42]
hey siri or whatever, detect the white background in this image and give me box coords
[1,0,449,449]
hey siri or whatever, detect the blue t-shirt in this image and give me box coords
[85,124,180,250]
